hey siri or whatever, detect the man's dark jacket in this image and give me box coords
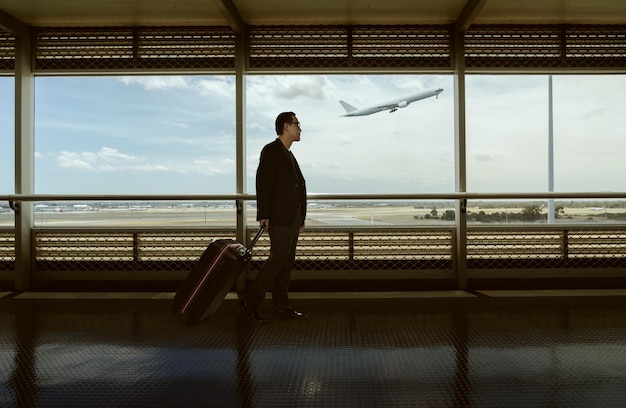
[256,138,307,227]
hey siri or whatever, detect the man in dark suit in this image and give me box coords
[239,112,308,323]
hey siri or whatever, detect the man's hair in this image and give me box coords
[275,111,296,135]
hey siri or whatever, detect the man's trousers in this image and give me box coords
[247,218,300,309]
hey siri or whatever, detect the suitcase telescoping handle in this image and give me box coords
[248,227,265,251]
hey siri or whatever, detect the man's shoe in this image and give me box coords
[238,297,268,324]
[274,307,310,319]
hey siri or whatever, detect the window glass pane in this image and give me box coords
[0,77,13,196]
[466,74,626,193]
[466,75,549,192]
[246,75,454,195]
[35,76,235,194]
[552,75,626,192]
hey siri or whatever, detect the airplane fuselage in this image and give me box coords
[340,87,443,117]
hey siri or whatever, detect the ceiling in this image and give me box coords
[1,0,626,33]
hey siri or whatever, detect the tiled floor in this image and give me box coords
[1,290,626,407]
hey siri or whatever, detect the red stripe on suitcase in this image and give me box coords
[179,242,241,314]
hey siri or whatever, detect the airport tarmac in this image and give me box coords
[0,204,623,228]
[0,205,439,227]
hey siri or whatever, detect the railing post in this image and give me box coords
[234,28,249,295]
[455,199,468,289]
[348,231,355,261]
[453,26,468,290]
[133,232,140,263]
[14,29,35,291]
[562,229,569,260]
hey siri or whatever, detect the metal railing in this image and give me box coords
[2,192,626,289]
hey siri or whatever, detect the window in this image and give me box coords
[34,76,236,194]
[246,74,454,195]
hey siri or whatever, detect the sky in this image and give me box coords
[1,73,625,196]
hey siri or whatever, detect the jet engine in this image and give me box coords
[398,101,409,108]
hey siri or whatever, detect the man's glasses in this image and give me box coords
[290,121,301,129]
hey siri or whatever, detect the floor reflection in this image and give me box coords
[1,293,626,407]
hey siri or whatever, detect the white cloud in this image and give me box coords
[118,76,190,90]
[188,158,235,176]
[247,76,332,107]
[57,147,168,173]
[166,121,189,129]
[118,76,235,101]
[134,164,169,172]
[389,75,428,91]
[196,77,235,98]
[247,121,265,131]
[277,76,330,100]
[473,153,496,162]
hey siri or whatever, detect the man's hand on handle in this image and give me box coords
[260,219,270,230]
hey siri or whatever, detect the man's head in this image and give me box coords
[275,111,300,134]
[275,111,301,145]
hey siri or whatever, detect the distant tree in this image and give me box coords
[442,210,455,221]
[430,208,438,218]
[555,205,565,219]
[520,205,543,222]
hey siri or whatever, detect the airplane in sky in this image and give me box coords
[339,87,443,117]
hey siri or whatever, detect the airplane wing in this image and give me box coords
[375,102,401,111]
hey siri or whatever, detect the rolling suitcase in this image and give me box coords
[172,228,264,324]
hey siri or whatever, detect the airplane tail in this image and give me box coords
[339,100,358,113]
